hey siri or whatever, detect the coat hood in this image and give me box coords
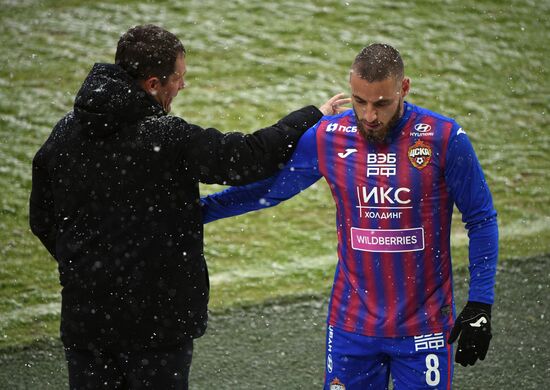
[74,63,165,137]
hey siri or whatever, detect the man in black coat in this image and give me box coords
[29,24,347,389]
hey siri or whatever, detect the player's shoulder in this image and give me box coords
[315,109,356,134]
[406,102,463,139]
[407,103,457,125]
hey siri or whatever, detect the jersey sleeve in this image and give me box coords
[445,124,499,304]
[201,125,323,223]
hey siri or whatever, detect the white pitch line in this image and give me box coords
[209,254,337,285]
[0,302,60,330]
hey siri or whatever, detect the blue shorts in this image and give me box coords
[324,325,453,389]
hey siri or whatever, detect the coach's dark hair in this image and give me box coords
[352,43,404,82]
[115,24,185,84]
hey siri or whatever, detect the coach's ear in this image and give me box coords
[139,76,162,97]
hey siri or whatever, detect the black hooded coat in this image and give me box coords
[29,63,322,350]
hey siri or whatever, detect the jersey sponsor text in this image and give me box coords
[350,227,425,252]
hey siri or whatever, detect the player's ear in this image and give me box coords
[401,77,411,98]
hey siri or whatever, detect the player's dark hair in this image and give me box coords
[352,43,404,82]
[115,24,185,85]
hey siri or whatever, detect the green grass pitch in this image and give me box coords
[0,0,549,387]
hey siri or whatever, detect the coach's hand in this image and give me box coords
[448,301,492,366]
[319,93,351,116]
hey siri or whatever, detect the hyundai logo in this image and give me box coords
[414,123,431,133]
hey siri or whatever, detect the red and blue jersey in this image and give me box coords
[202,102,498,337]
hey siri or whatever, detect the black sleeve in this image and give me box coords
[29,147,58,260]
[185,105,323,185]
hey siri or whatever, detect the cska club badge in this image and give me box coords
[330,378,346,390]
[408,140,432,170]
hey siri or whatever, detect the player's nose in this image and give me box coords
[364,105,377,123]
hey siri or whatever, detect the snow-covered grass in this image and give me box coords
[1,0,549,349]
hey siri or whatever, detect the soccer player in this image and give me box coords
[201,43,498,388]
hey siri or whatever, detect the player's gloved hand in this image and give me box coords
[448,301,492,366]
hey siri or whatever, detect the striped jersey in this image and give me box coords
[202,102,498,337]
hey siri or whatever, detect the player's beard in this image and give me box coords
[355,99,403,144]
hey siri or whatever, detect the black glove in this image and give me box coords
[448,301,492,366]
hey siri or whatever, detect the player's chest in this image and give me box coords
[320,134,444,196]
